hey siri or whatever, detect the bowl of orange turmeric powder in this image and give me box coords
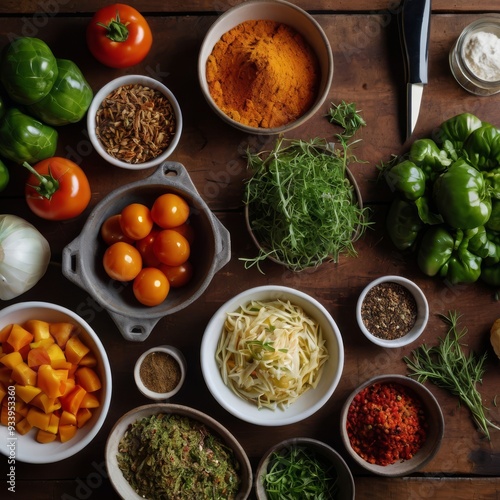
[198,0,333,134]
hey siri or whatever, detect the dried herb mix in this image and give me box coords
[139,351,181,394]
[361,282,417,340]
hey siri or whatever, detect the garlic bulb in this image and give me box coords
[0,214,51,300]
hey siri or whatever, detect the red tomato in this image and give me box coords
[120,203,153,240]
[103,242,142,281]
[153,229,190,267]
[86,4,153,68]
[151,193,190,229]
[101,214,134,245]
[133,267,170,306]
[159,261,194,288]
[135,228,161,267]
[24,157,91,220]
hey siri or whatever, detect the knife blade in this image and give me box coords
[398,0,432,141]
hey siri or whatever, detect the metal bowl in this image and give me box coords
[62,163,230,341]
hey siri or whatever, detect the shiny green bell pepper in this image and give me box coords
[386,197,423,250]
[433,158,491,229]
[417,225,454,277]
[483,169,500,200]
[27,59,93,126]
[0,37,58,105]
[463,125,500,171]
[486,199,500,232]
[384,160,426,201]
[0,108,58,164]
[409,138,451,180]
[435,112,484,152]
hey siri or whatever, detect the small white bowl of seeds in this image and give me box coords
[87,75,183,170]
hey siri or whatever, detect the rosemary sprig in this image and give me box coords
[404,311,500,439]
[326,100,366,139]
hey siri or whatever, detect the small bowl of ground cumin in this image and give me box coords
[198,0,333,134]
[134,346,186,400]
[356,275,429,348]
[87,75,182,169]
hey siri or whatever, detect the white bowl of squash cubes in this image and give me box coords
[0,301,112,463]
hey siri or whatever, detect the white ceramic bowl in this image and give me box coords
[340,375,444,477]
[198,0,333,134]
[0,301,112,464]
[356,275,429,348]
[105,403,253,499]
[87,75,183,169]
[200,285,344,426]
[134,345,186,400]
[255,438,355,499]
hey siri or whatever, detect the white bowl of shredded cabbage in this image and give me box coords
[200,285,344,426]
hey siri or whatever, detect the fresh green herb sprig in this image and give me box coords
[263,446,338,500]
[404,311,500,439]
[327,101,366,139]
[242,137,371,272]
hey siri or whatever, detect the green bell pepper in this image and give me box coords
[0,159,9,192]
[27,59,93,126]
[483,169,500,200]
[0,108,58,164]
[409,138,451,179]
[386,197,423,250]
[435,112,484,152]
[433,158,491,229]
[417,225,454,276]
[0,37,58,105]
[486,199,500,232]
[384,160,426,201]
[463,125,500,171]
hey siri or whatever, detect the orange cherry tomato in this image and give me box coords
[151,193,190,229]
[103,241,142,281]
[86,4,153,69]
[120,203,153,240]
[153,229,190,267]
[158,261,194,288]
[100,214,134,245]
[172,221,195,245]
[24,157,91,221]
[133,267,170,306]
[135,228,161,267]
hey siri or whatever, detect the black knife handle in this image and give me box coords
[399,0,431,84]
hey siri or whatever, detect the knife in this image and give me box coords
[398,0,432,141]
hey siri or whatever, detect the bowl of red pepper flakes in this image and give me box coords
[340,375,444,477]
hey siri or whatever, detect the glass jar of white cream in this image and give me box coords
[450,16,500,96]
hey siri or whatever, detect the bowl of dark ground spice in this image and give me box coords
[134,346,186,400]
[198,0,333,134]
[87,75,182,169]
[356,275,429,348]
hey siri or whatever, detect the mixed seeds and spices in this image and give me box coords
[346,382,427,466]
[117,413,241,499]
[139,351,181,394]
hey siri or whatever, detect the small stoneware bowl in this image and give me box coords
[198,0,333,134]
[340,375,444,477]
[106,403,253,499]
[356,275,429,348]
[134,345,186,401]
[255,438,355,499]
[87,74,183,169]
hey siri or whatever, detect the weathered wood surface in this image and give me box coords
[0,2,500,498]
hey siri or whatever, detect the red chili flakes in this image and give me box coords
[346,382,427,466]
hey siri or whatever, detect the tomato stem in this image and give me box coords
[22,161,59,200]
[97,11,129,42]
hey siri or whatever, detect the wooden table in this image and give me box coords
[0,1,499,498]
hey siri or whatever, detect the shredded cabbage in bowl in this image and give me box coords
[215,299,329,410]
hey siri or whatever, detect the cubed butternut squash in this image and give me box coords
[60,385,86,415]
[36,429,57,443]
[76,408,93,428]
[59,424,77,443]
[47,413,60,434]
[0,324,13,343]
[59,410,77,426]
[16,417,33,435]
[26,407,51,431]
[0,351,24,369]
[27,347,51,370]
[64,336,90,364]
[80,392,100,409]
[75,367,101,392]
[49,322,75,348]
[37,365,66,399]
[46,344,66,368]
[15,383,41,404]
[23,320,51,342]
[11,362,37,386]
[7,324,34,352]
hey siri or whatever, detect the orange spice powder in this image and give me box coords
[206,20,320,128]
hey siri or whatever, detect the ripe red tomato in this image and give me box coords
[101,214,134,245]
[86,4,153,68]
[153,229,190,267]
[159,261,194,288]
[24,157,91,220]
[103,241,142,281]
[151,193,190,229]
[135,228,161,267]
[133,267,170,306]
[120,203,153,240]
